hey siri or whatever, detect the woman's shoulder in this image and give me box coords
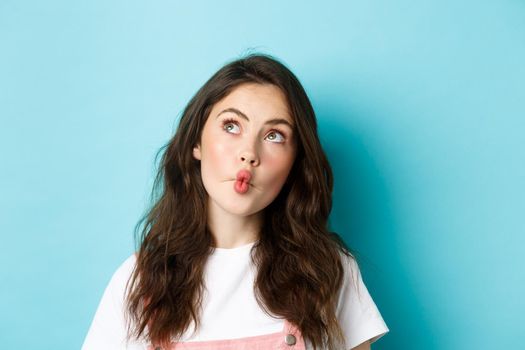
[338,249,360,279]
[334,249,390,349]
[336,248,377,302]
[119,253,138,273]
[112,253,137,277]
[81,253,141,349]
[102,253,138,296]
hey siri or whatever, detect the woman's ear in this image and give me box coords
[193,144,201,160]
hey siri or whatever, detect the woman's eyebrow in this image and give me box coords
[217,107,294,130]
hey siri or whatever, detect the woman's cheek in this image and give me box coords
[208,140,235,173]
[266,154,293,184]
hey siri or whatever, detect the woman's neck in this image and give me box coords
[207,199,262,249]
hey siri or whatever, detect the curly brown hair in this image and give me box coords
[125,53,354,350]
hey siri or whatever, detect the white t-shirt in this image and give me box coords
[82,241,389,349]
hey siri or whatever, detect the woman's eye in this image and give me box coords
[266,131,286,143]
[222,120,240,134]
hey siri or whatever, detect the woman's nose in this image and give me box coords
[239,150,260,166]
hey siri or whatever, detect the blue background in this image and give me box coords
[1,1,524,349]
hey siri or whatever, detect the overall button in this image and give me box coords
[285,334,297,345]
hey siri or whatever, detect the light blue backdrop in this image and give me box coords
[1,1,523,349]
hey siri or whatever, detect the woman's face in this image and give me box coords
[193,83,297,217]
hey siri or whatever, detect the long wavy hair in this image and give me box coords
[125,53,354,350]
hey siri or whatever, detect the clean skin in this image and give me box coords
[193,82,297,249]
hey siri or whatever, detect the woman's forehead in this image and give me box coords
[210,83,294,124]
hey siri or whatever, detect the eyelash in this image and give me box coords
[221,118,287,143]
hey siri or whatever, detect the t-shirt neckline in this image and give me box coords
[211,240,258,255]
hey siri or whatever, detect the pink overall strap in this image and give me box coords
[148,319,306,350]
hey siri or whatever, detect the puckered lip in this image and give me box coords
[236,169,252,182]
[228,179,254,187]
[219,169,256,191]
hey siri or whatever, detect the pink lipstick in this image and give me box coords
[234,169,252,194]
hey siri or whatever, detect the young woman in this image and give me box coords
[82,53,389,350]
